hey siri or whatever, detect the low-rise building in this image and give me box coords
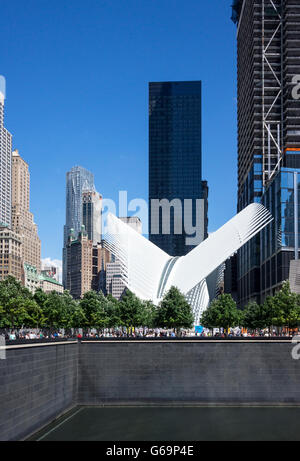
[41,266,60,282]
[39,273,64,294]
[23,263,40,293]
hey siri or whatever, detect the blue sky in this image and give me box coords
[0,0,237,264]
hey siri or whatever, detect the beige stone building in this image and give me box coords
[0,226,23,282]
[11,150,41,279]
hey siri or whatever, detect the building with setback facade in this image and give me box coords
[63,166,95,287]
[65,174,105,298]
[0,92,24,283]
[0,93,41,289]
[11,150,41,291]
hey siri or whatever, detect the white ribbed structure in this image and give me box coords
[105,215,170,301]
[105,203,273,320]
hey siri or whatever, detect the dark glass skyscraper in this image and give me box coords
[149,81,208,257]
[231,0,300,306]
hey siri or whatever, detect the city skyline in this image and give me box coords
[0,0,238,264]
[1,0,300,444]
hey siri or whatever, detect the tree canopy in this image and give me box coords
[1,276,300,333]
[155,286,194,332]
[200,294,241,331]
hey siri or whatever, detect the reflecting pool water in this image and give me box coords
[30,406,300,441]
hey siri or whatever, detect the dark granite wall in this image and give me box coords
[0,342,78,441]
[1,340,300,440]
[78,342,300,404]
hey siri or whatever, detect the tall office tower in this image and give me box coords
[232,0,300,306]
[0,91,12,228]
[82,189,102,245]
[149,81,208,257]
[63,166,94,286]
[11,150,41,277]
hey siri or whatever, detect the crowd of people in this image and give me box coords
[2,327,298,341]
[4,328,192,340]
[81,328,189,339]
[198,329,296,338]
[4,331,74,341]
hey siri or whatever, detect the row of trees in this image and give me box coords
[201,281,300,332]
[0,277,194,332]
[3,275,299,334]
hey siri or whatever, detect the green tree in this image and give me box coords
[33,288,48,311]
[200,294,240,333]
[0,276,32,302]
[200,302,220,332]
[60,290,80,329]
[119,290,144,333]
[141,300,156,330]
[23,298,45,328]
[262,295,280,332]
[70,303,86,329]
[155,286,194,333]
[274,281,299,330]
[79,291,107,332]
[0,276,36,329]
[42,292,70,330]
[0,295,28,329]
[104,294,121,329]
[242,301,267,331]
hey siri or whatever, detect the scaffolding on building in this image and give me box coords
[261,0,283,186]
